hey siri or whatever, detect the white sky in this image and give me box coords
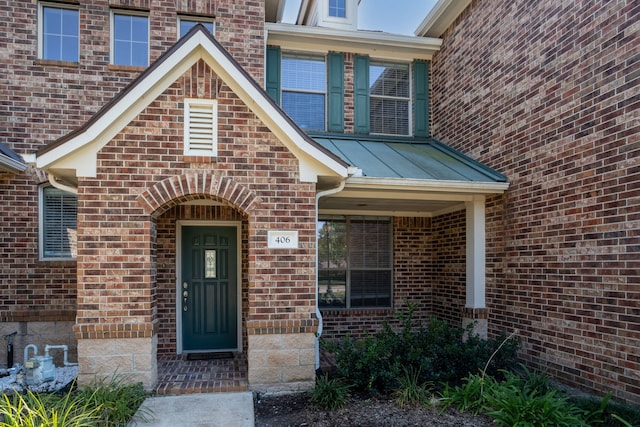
[281,0,439,36]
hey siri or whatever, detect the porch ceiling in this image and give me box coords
[313,134,509,216]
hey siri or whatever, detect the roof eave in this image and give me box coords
[415,0,472,38]
[346,176,510,194]
[0,154,27,174]
[266,22,442,60]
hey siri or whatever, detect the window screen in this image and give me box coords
[179,18,214,38]
[41,186,77,259]
[369,62,410,135]
[281,54,326,131]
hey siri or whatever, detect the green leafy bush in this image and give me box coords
[323,303,519,393]
[311,375,350,410]
[572,394,640,427]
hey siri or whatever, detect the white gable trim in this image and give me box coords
[36,29,348,183]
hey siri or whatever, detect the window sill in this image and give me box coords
[35,59,79,68]
[107,64,147,72]
[320,307,394,316]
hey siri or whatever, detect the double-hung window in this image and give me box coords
[40,3,79,62]
[318,216,392,309]
[40,185,77,260]
[281,54,326,131]
[112,11,149,66]
[369,61,410,136]
[178,17,214,38]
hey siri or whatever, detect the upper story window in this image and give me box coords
[40,185,77,260]
[369,62,410,136]
[318,216,392,309]
[112,11,149,66]
[178,17,214,38]
[281,54,327,131]
[39,3,79,62]
[328,0,346,18]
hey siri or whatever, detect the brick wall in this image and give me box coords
[431,210,466,324]
[431,0,640,403]
[0,0,266,351]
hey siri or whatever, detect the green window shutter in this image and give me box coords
[354,54,370,134]
[265,46,281,104]
[413,60,429,137]
[327,52,344,133]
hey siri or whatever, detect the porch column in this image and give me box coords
[463,195,488,338]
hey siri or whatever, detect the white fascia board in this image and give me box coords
[0,154,27,174]
[415,0,472,38]
[37,30,348,181]
[266,22,441,61]
[345,176,510,194]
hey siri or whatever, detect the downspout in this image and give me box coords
[48,173,78,195]
[315,179,346,371]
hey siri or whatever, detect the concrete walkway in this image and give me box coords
[127,392,254,427]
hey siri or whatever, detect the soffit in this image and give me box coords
[266,22,442,61]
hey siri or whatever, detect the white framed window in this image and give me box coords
[184,99,217,156]
[370,61,411,136]
[328,0,346,18]
[178,16,214,39]
[318,216,392,309]
[39,2,79,62]
[39,185,77,260]
[282,54,326,131]
[111,10,149,66]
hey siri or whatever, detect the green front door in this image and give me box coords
[181,226,238,351]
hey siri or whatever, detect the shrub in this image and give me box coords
[439,373,495,415]
[323,303,519,393]
[311,375,350,410]
[572,394,640,427]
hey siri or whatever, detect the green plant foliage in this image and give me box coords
[0,388,102,427]
[75,376,149,426]
[572,394,640,427]
[323,303,519,393]
[311,375,350,410]
[439,373,496,415]
[393,367,432,408]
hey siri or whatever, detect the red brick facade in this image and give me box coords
[431,0,639,402]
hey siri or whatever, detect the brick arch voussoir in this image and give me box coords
[137,171,260,218]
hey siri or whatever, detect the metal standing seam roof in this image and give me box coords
[312,134,507,183]
[0,142,27,173]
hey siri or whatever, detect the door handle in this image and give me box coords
[183,282,188,311]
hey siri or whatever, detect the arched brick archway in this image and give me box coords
[137,171,261,217]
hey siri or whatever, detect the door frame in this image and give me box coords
[176,220,242,354]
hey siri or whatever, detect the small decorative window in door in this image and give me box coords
[205,250,216,278]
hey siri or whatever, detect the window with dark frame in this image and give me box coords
[41,4,79,62]
[318,216,392,308]
[40,185,77,260]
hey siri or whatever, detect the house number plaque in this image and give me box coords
[267,230,298,249]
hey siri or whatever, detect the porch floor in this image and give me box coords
[154,353,248,395]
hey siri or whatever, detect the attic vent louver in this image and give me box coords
[184,99,217,156]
